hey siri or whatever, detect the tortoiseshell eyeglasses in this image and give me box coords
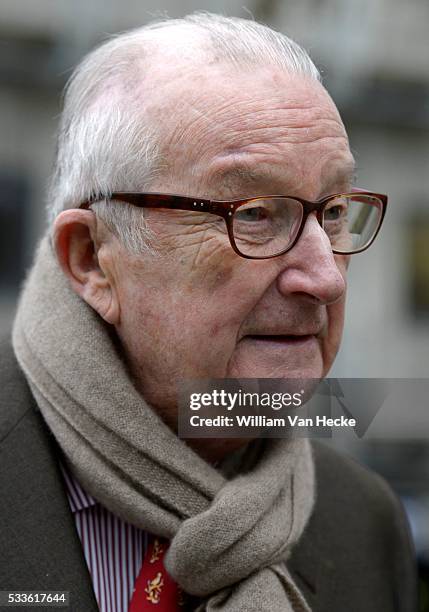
[80,191,387,260]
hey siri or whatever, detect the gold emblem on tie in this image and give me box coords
[150,539,164,563]
[145,572,164,604]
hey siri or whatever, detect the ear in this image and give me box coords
[52,209,120,325]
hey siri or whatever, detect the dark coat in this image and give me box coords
[0,337,417,612]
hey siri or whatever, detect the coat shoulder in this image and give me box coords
[291,440,418,612]
[311,439,405,516]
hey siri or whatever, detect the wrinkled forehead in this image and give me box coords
[141,61,354,196]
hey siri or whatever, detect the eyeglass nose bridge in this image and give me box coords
[299,197,325,224]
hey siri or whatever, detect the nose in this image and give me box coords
[276,213,347,305]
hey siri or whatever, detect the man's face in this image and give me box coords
[105,63,354,416]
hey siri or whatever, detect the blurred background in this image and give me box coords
[0,0,428,607]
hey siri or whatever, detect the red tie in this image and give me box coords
[129,536,185,611]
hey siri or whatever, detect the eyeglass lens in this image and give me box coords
[231,194,384,257]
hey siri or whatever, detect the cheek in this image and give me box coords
[114,236,275,378]
[327,256,348,347]
[328,300,345,336]
[171,230,237,292]
[116,252,241,361]
[323,298,346,372]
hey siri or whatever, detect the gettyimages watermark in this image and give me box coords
[177,378,429,439]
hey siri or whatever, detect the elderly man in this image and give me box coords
[0,13,416,612]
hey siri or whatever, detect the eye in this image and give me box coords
[235,205,269,222]
[324,202,348,221]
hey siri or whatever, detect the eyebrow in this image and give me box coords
[209,159,357,199]
[210,164,295,197]
[320,161,357,195]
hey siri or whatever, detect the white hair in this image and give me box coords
[47,12,321,253]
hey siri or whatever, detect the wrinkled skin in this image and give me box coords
[54,61,355,460]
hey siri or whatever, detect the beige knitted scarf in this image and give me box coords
[12,235,315,611]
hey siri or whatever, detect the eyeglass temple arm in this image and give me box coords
[79,192,243,218]
[80,192,214,211]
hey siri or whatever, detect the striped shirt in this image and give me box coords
[60,464,149,612]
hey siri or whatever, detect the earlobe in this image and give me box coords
[52,210,121,325]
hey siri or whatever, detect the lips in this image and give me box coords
[246,334,315,343]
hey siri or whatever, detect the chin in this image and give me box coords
[227,360,324,381]
[227,342,325,380]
